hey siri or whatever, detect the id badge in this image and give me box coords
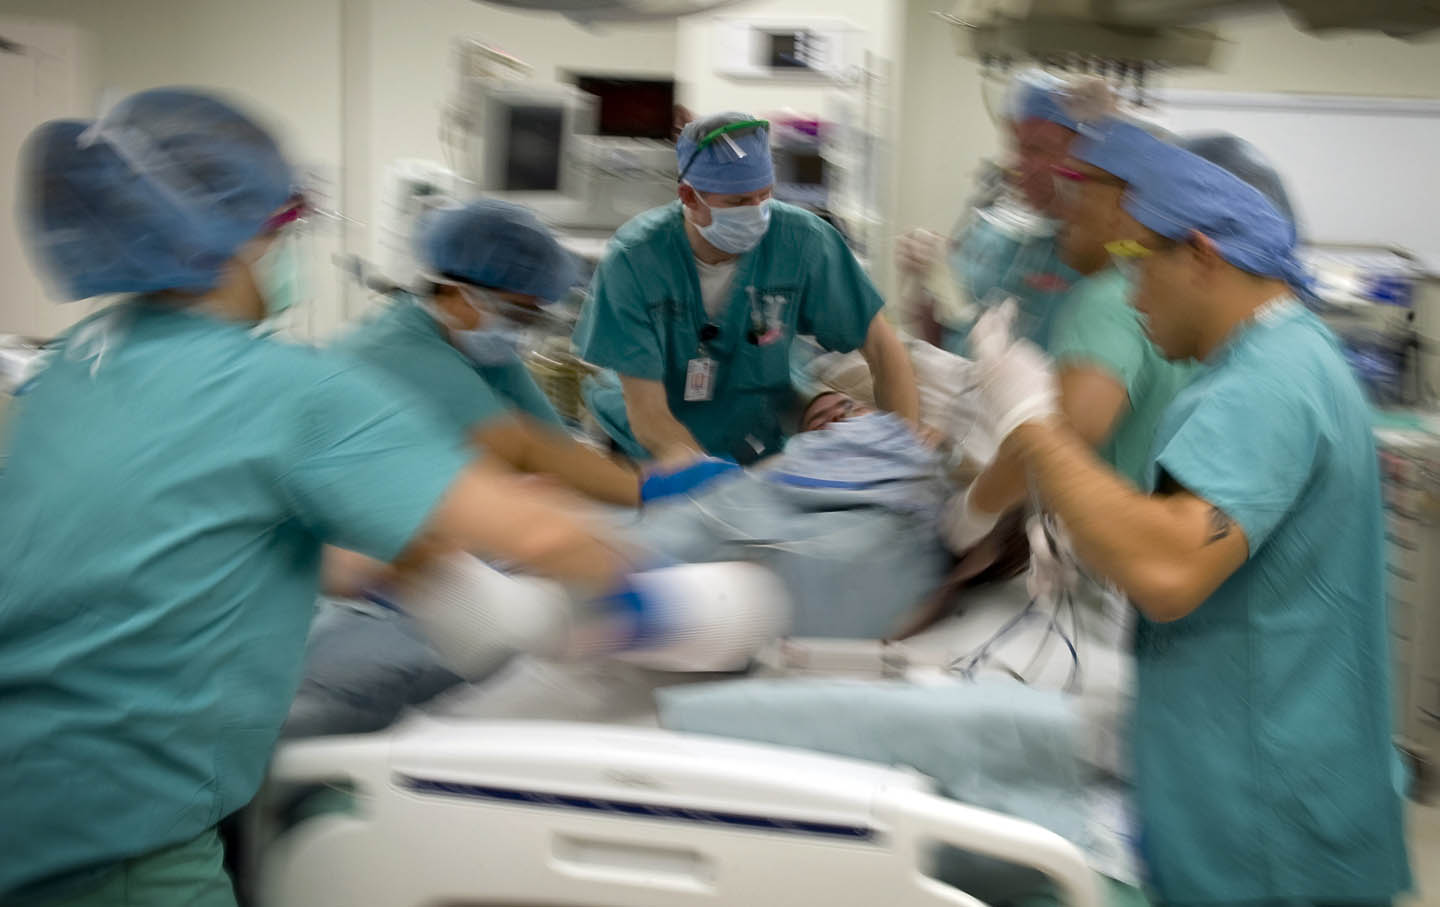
[684,357,716,402]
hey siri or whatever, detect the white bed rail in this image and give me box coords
[249,719,1103,907]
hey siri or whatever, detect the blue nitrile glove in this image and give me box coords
[595,565,679,648]
[640,456,743,503]
[593,555,688,647]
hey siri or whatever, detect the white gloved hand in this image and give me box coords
[940,486,1001,554]
[895,228,944,277]
[970,300,1060,444]
[393,554,574,679]
[1026,514,1080,605]
[968,298,1020,362]
[604,562,792,672]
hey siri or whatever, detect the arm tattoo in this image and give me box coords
[1205,506,1233,545]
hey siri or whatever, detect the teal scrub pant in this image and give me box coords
[1161,902,1392,906]
[1014,877,1153,907]
[1013,882,1391,907]
[24,829,237,907]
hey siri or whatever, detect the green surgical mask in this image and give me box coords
[253,233,304,318]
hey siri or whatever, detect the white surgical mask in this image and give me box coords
[453,324,529,366]
[430,285,536,366]
[694,195,771,255]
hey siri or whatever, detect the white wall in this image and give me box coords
[0,18,95,339]
[1163,11,1440,96]
[892,1,997,252]
[893,3,1440,241]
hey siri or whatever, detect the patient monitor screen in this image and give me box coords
[575,76,674,140]
[791,151,825,186]
[503,105,564,192]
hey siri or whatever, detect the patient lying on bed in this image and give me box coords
[281,342,1146,904]
[283,395,963,739]
[620,399,955,639]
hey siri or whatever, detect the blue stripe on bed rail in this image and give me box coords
[395,774,876,841]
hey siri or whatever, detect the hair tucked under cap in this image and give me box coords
[413,198,578,302]
[20,87,294,301]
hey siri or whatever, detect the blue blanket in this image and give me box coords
[620,414,953,638]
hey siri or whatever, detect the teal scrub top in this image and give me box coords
[575,201,883,464]
[1048,268,1197,487]
[0,301,471,899]
[335,293,563,436]
[1136,301,1411,903]
[944,212,1077,354]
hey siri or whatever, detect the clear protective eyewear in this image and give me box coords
[677,118,770,186]
[456,284,570,335]
[1104,238,1156,283]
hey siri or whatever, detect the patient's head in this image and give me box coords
[801,391,874,433]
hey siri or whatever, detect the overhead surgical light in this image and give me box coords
[940,0,1221,103]
[474,0,744,25]
[941,0,1440,104]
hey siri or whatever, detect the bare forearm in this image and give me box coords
[899,282,936,335]
[516,425,642,507]
[422,460,631,593]
[1009,422,1191,606]
[322,547,393,598]
[873,361,920,422]
[967,449,1029,516]
[864,319,920,423]
[632,409,703,465]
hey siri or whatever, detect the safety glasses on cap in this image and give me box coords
[677,118,770,186]
[261,195,309,234]
[453,283,570,334]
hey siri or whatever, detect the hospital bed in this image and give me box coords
[248,359,1121,905]
[247,575,1129,907]
[248,717,1102,907]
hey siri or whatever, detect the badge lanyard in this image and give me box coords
[685,285,788,402]
[685,322,720,402]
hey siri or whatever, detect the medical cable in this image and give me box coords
[946,493,1085,692]
[946,589,1081,693]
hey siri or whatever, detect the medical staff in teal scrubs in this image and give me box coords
[576,112,919,465]
[896,71,1081,355]
[341,199,745,506]
[944,118,1203,552]
[972,121,1411,905]
[0,90,643,906]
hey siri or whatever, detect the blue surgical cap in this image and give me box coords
[21,88,294,301]
[1179,133,1297,228]
[675,112,774,195]
[1072,117,1173,184]
[414,199,578,302]
[1010,71,1079,131]
[1123,141,1308,292]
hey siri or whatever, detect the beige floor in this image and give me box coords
[1404,800,1440,906]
